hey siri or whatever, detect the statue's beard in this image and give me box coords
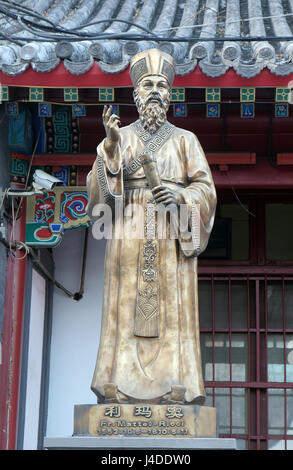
[134,90,170,134]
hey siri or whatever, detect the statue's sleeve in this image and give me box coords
[176,132,217,257]
[86,138,123,220]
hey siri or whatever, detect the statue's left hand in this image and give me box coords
[152,185,184,206]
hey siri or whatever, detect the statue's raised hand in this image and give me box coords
[102,105,120,142]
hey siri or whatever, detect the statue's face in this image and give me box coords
[133,75,170,133]
[136,75,170,105]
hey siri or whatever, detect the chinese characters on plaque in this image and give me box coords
[74,404,216,438]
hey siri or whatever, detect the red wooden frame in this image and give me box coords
[212,160,293,189]
[277,154,293,165]
[0,205,27,449]
[12,151,256,167]
[13,153,293,190]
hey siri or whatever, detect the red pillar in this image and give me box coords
[0,205,27,449]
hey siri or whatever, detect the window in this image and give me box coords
[266,204,293,260]
[199,275,293,450]
[200,203,250,260]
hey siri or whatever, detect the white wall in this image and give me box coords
[46,227,106,437]
[23,269,46,449]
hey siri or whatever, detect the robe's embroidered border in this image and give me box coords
[123,120,175,177]
[142,241,157,282]
[191,202,201,254]
[136,285,158,322]
[133,120,152,142]
[96,155,120,208]
[143,201,157,282]
[134,199,160,337]
[145,201,156,240]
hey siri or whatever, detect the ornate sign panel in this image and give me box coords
[25,186,90,247]
[74,404,217,438]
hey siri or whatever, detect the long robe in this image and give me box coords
[86,120,217,404]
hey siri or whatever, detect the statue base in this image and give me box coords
[43,403,237,452]
[43,436,237,450]
[73,404,217,438]
[43,404,238,450]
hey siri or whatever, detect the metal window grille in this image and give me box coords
[199,274,293,450]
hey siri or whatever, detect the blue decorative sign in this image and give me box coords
[206,103,220,118]
[241,103,254,118]
[6,102,19,116]
[275,103,288,118]
[173,103,187,117]
[106,104,119,116]
[72,104,86,117]
[38,103,52,117]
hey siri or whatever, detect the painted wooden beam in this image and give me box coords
[1,62,293,88]
[276,153,293,165]
[12,152,257,167]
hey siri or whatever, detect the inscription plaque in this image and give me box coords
[74,404,217,438]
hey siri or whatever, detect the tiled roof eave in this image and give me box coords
[1,0,293,78]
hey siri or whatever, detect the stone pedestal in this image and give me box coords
[43,436,237,450]
[43,404,237,450]
[73,404,217,439]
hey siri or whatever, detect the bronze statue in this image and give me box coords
[86,48,217,405]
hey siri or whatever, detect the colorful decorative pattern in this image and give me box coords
[53,107,71,153]
[35,192,55,223]
[99,87,114,102]
[71,118,80,153]
[52,166,69,186]
[5,102,18,115]
[10,158,28,177]
[34,113,47,153]
[173,103,187,117]
[38,103,52,117]
[50,223,63,233]
[240,88,255,102]
[8,109,33,156]
[106,104,119,116]
[69,166,77,186]
[72,104,86,116]
[60,191,88,224]
[171,87,185,102]
[29,87,44,102]
[275,103,289,117]
[275,87,290,102]
[206,88,221,102]
[0,85,9,101]
[241,103,255,118]
[25,223,60,246]
[206,103,220,118]
[64,88,79,102]
[26,186,90,247]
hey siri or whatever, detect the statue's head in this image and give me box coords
[130,49,175,133]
